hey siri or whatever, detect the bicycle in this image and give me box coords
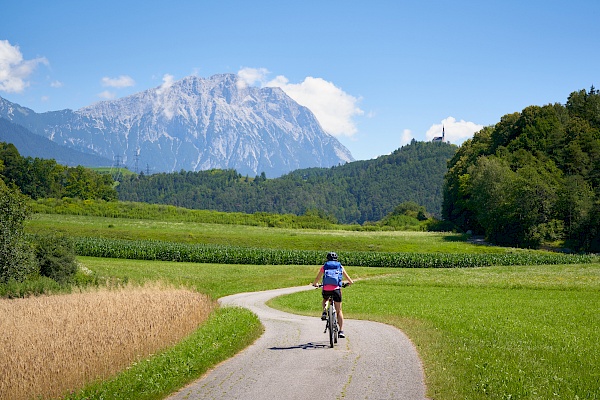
[316,282,349,348]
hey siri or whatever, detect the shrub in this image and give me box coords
[34,234,78,284]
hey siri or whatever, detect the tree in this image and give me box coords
[444,88,600,249]
[468,156,520,245]
[0,180,37,283]
[556,175,595,237]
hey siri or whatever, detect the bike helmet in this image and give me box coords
[326,251,338,261]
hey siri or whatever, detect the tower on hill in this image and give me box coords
[432,126,445,142]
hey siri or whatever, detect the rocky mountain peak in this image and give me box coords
[1,74,353,177]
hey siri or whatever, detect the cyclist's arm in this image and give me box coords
[342,267,354,285]
[312,267,324,286]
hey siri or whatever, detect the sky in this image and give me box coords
[1,0,599,161]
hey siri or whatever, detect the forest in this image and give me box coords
[116,140,457,224]
[443,87,600,252]
[0,137,456,226]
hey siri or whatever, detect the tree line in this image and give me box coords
[0,142,117,201]
[116,140,458,224]
[443,87,600,252]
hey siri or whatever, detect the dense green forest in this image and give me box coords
[117,140,457,224]
[443,87,600,252]
[0,142,117,201]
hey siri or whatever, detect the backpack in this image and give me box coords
[322,261,343,287]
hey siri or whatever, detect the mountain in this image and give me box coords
[0,74,353,177]
[0,118,113,167]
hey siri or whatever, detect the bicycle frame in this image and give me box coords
[323,295,338,347]
[316,282,348,348]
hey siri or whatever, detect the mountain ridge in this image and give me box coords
[0,118,113,167]
[0,74,353,177]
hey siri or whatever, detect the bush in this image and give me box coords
[34,235,78,284]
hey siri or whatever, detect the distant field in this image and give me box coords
[28,213,517,254]
[91,167,136,177]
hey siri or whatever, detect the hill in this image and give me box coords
[117,140,457,224]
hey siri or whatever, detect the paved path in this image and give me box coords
[167,286,428,400]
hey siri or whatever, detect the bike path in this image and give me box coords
[166,285,428,400]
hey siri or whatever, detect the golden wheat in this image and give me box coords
[0,283,214,400]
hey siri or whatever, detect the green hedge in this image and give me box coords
[73,237,598,268]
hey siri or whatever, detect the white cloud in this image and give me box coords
[425,117,484,144]
[237,67,363,138]
[0,40,48,93]
[237,67,268,89]
[156,73,175,95]
[101,75,135,88]
[98,90,116,100]
[50,80,63,88]
[400,129,413,146]
[155,74,176,119]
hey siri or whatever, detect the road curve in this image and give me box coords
[167,285,428,400]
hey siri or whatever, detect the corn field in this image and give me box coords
[73,237,598,268]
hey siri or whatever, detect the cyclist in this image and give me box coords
[312,251,354,338]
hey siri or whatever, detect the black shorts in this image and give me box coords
[322,288,342,303]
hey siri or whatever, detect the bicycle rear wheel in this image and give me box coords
[327,302,335,348]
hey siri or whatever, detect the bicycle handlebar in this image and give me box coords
[313,282,351,288]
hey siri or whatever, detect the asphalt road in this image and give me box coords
[167,285,428,400]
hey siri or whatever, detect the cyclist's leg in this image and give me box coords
[334,301,344,331]
[332,289,344,330]
[321,292,329,320]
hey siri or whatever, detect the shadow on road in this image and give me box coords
[268,342,329,350]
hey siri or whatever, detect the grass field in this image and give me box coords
[27,213,526,254]
[78,256,600,399]
[10,212,600,399]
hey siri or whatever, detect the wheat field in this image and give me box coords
[0,283,214,400]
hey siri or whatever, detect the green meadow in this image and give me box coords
[19,211,600,399]
[27,212,542,254]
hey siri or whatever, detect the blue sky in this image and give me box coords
[1,0,599,161]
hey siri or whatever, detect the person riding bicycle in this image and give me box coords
[312,251,354,338]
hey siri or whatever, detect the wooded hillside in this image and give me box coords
[443,87,600,252]
[117,140,457,224]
